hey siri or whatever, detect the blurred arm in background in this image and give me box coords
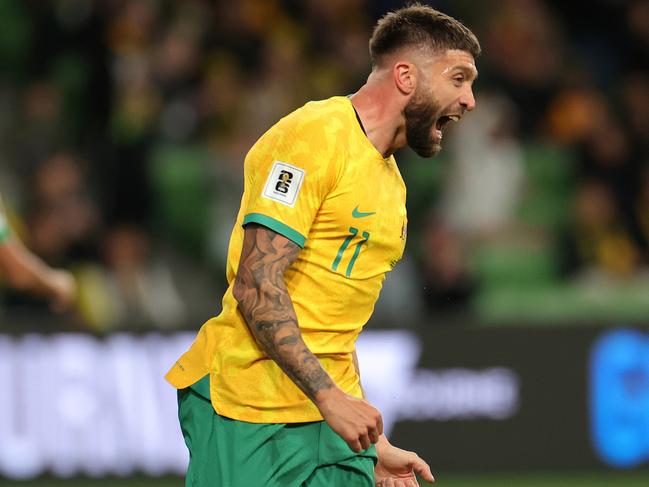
[0,197,76,312]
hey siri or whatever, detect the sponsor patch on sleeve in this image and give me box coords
[262,161,305,207]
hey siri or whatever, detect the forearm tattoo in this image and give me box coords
[233,224,334,401]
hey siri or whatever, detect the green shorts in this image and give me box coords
[177,376,377,487]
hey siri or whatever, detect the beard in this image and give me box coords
[404,86,442,158]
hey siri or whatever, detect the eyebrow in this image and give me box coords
[456,65,478,80]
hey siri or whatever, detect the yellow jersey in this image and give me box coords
[166,96,407,423]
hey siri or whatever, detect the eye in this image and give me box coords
[452,75,464,87]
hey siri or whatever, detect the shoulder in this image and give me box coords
[259,97,352,151]
[280,96,352,131]
[246,97,352,177]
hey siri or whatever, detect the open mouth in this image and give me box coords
[435,114,460,132]
[434,114,460,140]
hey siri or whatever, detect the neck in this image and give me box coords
[349,75,406,158]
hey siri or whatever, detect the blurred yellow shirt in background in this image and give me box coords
[166,96,407,423]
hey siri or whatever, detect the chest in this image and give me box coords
[312,156,408,278]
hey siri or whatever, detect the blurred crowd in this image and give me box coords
[0,0,648,330]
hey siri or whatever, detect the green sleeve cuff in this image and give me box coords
[243,213,306,248]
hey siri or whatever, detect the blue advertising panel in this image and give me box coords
[590,329,649,468]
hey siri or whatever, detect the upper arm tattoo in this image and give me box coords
[233,224,334,400]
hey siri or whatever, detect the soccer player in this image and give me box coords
[167,5,479,486]
[0,196,76,312]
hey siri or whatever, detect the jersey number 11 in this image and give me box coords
[331,227,370,278]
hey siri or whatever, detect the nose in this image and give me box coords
[460,87,476,112]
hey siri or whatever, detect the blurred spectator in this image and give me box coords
[420,213,478,317]
[559,180,641,279]
[100,225,186,329]
[26,152,101,265]
[441,92,524,239]
[576,108,637,209]
[626,0,649,70]
[0,194,76,313]
[544,85,608,146]
[482,0,563,135]
[621,72,649,151]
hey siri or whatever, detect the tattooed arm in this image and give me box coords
[233,223,333,399]
[233,224,383,452]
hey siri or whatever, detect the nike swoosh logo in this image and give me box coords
[352,206,376,218]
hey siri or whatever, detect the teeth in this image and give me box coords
[448,115,460,122]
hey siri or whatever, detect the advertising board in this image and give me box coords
[0,326,647,479]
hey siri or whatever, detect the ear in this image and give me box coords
[393,61,416,95]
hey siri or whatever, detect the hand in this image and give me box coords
[316,387,383,453]
[48,269,77,313]
[374,437,435,486]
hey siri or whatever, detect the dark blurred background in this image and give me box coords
[0,0,648,330]
[0,1,649,486]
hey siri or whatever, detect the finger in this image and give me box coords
[385,478,396,487]
[349,439,362,453]
[376,413,384,436]
[360,433,371,451]
[405,479,419,487]
[412,456,434,482]
[368,426,380,444]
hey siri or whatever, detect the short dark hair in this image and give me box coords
[369,3,481,68]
